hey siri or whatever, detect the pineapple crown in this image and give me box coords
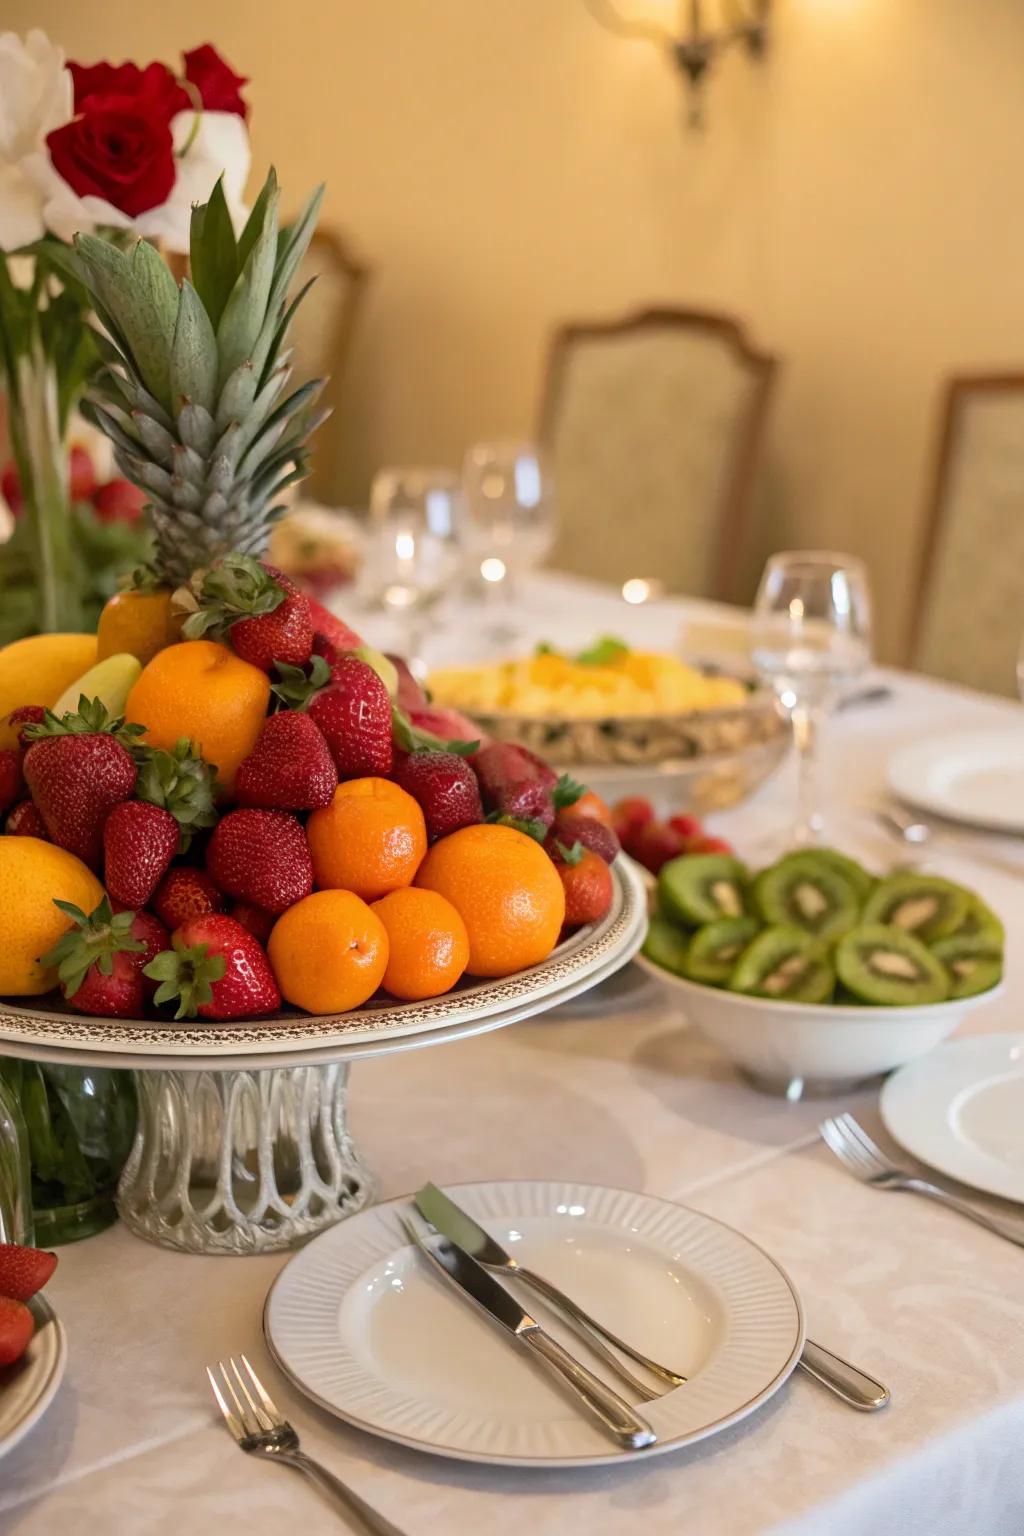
[42,898,146,999]
[69,168,327,588]
[135,737,220,851]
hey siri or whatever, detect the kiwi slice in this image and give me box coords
[657,854,748,927]
[835,923,949,1005]
[753,853,860,942]
[642,917,690,977]
[932,933,1003,999]
[952,891,1005,947]
[730,926,835,1003]
[685,916,761,986]
[808,848,876,902]
[862,874,968,942]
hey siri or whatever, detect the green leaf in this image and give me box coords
[216,179,280,390]
[483,812,549,842]
[236,166,279,275]
[576,636,630,667]
[555,840,585,866]
[390,705,480,757]
[169,280,218,415]
[190,177,238,331]
[270,654,332,711]
[552,772,586,810]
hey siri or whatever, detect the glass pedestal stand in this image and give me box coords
[118,1063,372,1255]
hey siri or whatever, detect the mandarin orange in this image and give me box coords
[371,888,469,1000]
[97,589,181,667]
[124,640,270,791]
[267,890,388,1013]
[415,823,565,977]
[307,777,427,901]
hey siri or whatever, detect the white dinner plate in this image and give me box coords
[886,731,1024,834]
[881,1033,1024,1203]
[0,1296,67,1460]
[265,1179,803,1468]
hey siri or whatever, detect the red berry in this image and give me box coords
[472,742,556,828]
[685,834,734,856]
[149,914,281,1021]
[92,477,147,524]
[556,846,614,928]
[387,653,426,713]
[229,901,276,945]
[0,1243,57,1302]
[152,867,225,930]
[628,819,687,874]
[128,909,171,1001]
[309,658,393,780]
[611,796,654,843]
[0,748,23,815]
[68,443,96,502]
[668,814,704,840]
[41,896,148,1018]
[305,597,363,654]
[206,809,313,914]
[235,711,337,810]
[5,799,48,838]
[547,812,620,865]
[408,705,487,747]
[0,1296,33,1367]
[392,750,483,842]
[23,730,137,868]
[103,800,180,908]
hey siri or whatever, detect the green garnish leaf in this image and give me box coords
[575,636,629,667]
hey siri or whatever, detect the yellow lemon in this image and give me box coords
[0,838,105,995]
[0,633,97,724]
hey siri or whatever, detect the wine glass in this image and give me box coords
[360,468,463,669]
[461,442,556,642]
[751,551,872,846]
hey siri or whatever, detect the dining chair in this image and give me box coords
[910,374,1024,696]
[288,227,370,502]
[538,308,777,601]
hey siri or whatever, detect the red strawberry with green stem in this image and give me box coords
[546,812,620,865]
[152,867,225,930]
[0,1296,34,1367]
[0,1243,57,1302]
[42,897,149,1017]
[206,809,313,914]
[144,914,281,1020]
[103,801,180,908]
[235,710,337,810]
[133,738,219,850]
[471,744,568,831]
[229,902,276,945]
[550,842,614,928]
[392,750,483,842]
[182,555,313,672]
[307,658,393,780]
[22,700,141,867]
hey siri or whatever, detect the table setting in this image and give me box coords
[1,41,1024,1536]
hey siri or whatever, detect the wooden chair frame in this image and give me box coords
[909,372,1024,666]
[537,307,777,601]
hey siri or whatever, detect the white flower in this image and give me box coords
[0,29,71,250]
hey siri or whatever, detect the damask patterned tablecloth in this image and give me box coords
[2,574,1023,1536]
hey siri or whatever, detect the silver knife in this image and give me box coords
[399,1215,657,1451]
[415,1182,686,1397]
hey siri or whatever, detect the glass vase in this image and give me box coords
[0,1060,137,1245]
[0,1074,32,1245]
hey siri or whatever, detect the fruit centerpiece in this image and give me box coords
[0,172,645,1253]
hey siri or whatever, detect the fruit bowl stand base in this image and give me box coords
[117,1063,373,1255]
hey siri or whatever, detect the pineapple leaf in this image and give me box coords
[189,177,238,331]
[269,184,325,318]
[170,280,218,415]
[215,186,279,390]
[115,240,180,413]
[236,166,279,274]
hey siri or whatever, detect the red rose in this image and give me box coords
[47,94,176,217]
[183,44,249,119]
[69,60,188,119]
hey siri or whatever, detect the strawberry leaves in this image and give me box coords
[552,773,585,810]
[134,737,220,850]
[144,940,227,1020]
[43,898,146,999]
[180,552,287,641]
[484,810,549,842]
[23,697,147,753]
[269,654,331,711]
[391,705,479,757]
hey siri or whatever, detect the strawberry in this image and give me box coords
[408,706,487,747]
[42,896,148,1017]
[206,809,313,914]
[685,834,735,856]
[103,801,179,908]
[628,819,687,874]
[308,658,393,780]
[182,555,313,672]
[6,705,46,749]
[668,813,704,841]
[68,443,96,502]
[235,711,337,810]
[134,738,219,851]
[230,901,275,944]
[145,914,281,1020]
[471,742,558,829]
[306,597,363,653]
[611,796,654,843]
[392,750,483,842]
[387,653,427,713]
[128,909,172,1000]
[22,700,140,867]
[0,1296,33,1368]
[0,748,22,814]
[5,799,48,838]
[92,477,146,524]
[552,842,614,928]
[152,867,225,929]
[0,1243,57,1301]
[547,812,620,865]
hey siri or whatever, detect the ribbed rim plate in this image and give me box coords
[265,1180,803,1467]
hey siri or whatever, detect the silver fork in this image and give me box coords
[206,1354,407,1535]
[820,1113,1024,1248]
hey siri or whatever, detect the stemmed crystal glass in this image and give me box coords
[360,468,463,668]
[461,442,556,642]
[751,551,872,846]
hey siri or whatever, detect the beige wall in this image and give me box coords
[13,0,1024,657]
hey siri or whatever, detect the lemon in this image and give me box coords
[0,633,97,723]
[0,838,105,995]
[53,653,142,720]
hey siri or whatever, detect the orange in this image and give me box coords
[307,777,427,901]
[97,589,181,667]
[371,888,470,1001]
[0,838,104,995]
[572,789,613,827]
[416,823,565,977]
[268,890,388,1013]
[124,640,270,792]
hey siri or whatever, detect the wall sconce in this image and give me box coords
[585,0,771,128]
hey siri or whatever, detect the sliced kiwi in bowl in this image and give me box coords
[835,923,949,1005]
[657,854,748,927]
[861,874,968,942]
[642,916,690,977]
[685,916,761,986]
[952,891,1006,946]
[931,933,1003,999]
[806,848,875,902]
[753,852,860,942]
[729,926,835,1003]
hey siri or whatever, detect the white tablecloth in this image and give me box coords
[3,573,1024,1536]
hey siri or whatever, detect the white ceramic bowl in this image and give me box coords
[635,954,1002,1096]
